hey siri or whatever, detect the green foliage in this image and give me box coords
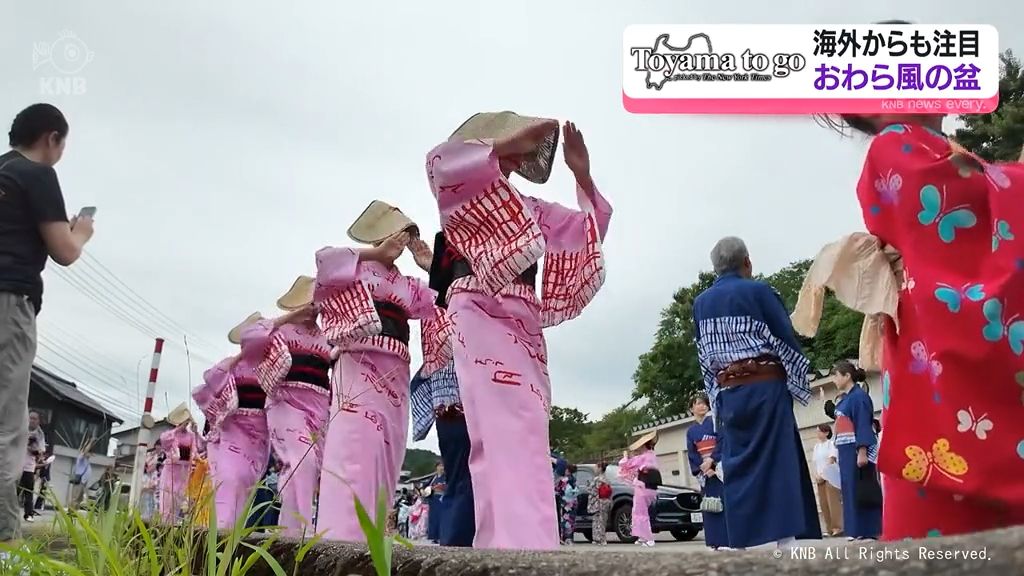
[630,260,862,419]
[548,406,590,455]
[548,403,650,463]
[631,272,716,418]
[402,448,441,477]
[955,50,1024,162]
[8,480,396,576]
[4,483,289,576]
[352,488,412,576]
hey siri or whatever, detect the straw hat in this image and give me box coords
[276,276,316,311]
[629,431,657,452]
[166,403,193,427]
[347,201,418,245]
[227,312,263,345]
[450,111,559,184]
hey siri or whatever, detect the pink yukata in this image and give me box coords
[314,247,437,542]
[158,426,199,523]
[192,340,270,529]
[424,138,612,550]
[245,319,331,537]
[619,449,658,543]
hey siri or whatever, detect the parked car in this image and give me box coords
[572,464,704,543]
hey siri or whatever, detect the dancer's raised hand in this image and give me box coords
[409,237,433,272]
[562,121,590,177]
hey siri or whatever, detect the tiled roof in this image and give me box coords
[31,365,124,424]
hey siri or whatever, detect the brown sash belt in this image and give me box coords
[716,356,786,388]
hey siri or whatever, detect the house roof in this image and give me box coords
[31,365,124,424]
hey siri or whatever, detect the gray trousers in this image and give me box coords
[0,293,35,541]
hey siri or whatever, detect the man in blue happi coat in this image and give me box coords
[692,236,821,549]
[410,361,475,547]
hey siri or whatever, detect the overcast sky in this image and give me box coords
[2,1,1020,453]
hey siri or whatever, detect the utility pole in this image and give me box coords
[129,338,164,507]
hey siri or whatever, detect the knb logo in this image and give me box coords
[33,30,94,96]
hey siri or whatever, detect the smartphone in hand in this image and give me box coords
[78,206,97,219]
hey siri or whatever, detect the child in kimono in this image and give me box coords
[824,108,1024,538]
[313,202,437,543]
[158,405,198,524]
[685,394,728,549]
[425,113,612,550]
[193,312,272,530]
[620,432,659,548]
[246,282,331,537]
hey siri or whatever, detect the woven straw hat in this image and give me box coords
[629,431,657,452]
[347,201,418,245]
[450,111,559,184]
[167,403,193,427]
[227,312,263,345]
[276,276,315,311]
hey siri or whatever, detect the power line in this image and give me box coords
[48,266,221,367]
[38,321,139,378]
[33,349,137,419]
[78,251,224,353]
[49,267,158,338]
[37,337,136,406]
[34,342,137,413]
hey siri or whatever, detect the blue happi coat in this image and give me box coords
[834,384,882,538]
[686,415,728,548]
[693,273,821,547]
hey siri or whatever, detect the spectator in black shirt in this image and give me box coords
[0,104,94,544]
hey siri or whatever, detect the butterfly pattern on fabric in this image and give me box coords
[1017,372,1024,406]
[981,298,1024,356]
[875,169,902,205]
[909,340,943,383]
[902,438,968,486]
[933,282,985,313]
[882,370,891,409]
[955,407,993,440]
[917,184,977,243]
[992,219,1014,252]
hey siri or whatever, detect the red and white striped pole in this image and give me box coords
[129,337,164,507]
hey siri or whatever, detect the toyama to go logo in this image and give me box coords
[33,30,94,96]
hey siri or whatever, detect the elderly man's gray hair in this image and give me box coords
[710,236,749,275]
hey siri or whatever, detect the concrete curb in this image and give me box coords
[244,526,1024,575]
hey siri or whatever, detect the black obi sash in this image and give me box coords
[286,352,330,390]
[428,231,537,308]
[235,377,266,410]
[376,301,410,344]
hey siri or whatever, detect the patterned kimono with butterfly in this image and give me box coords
[313,247,437,542]
[425,138,612,550]
[245,319,331,537]
[192,340,271,530]
[158,426,198,523]
[833,384,882,539]
[686,415,728,548]
[857,123,1024,540]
